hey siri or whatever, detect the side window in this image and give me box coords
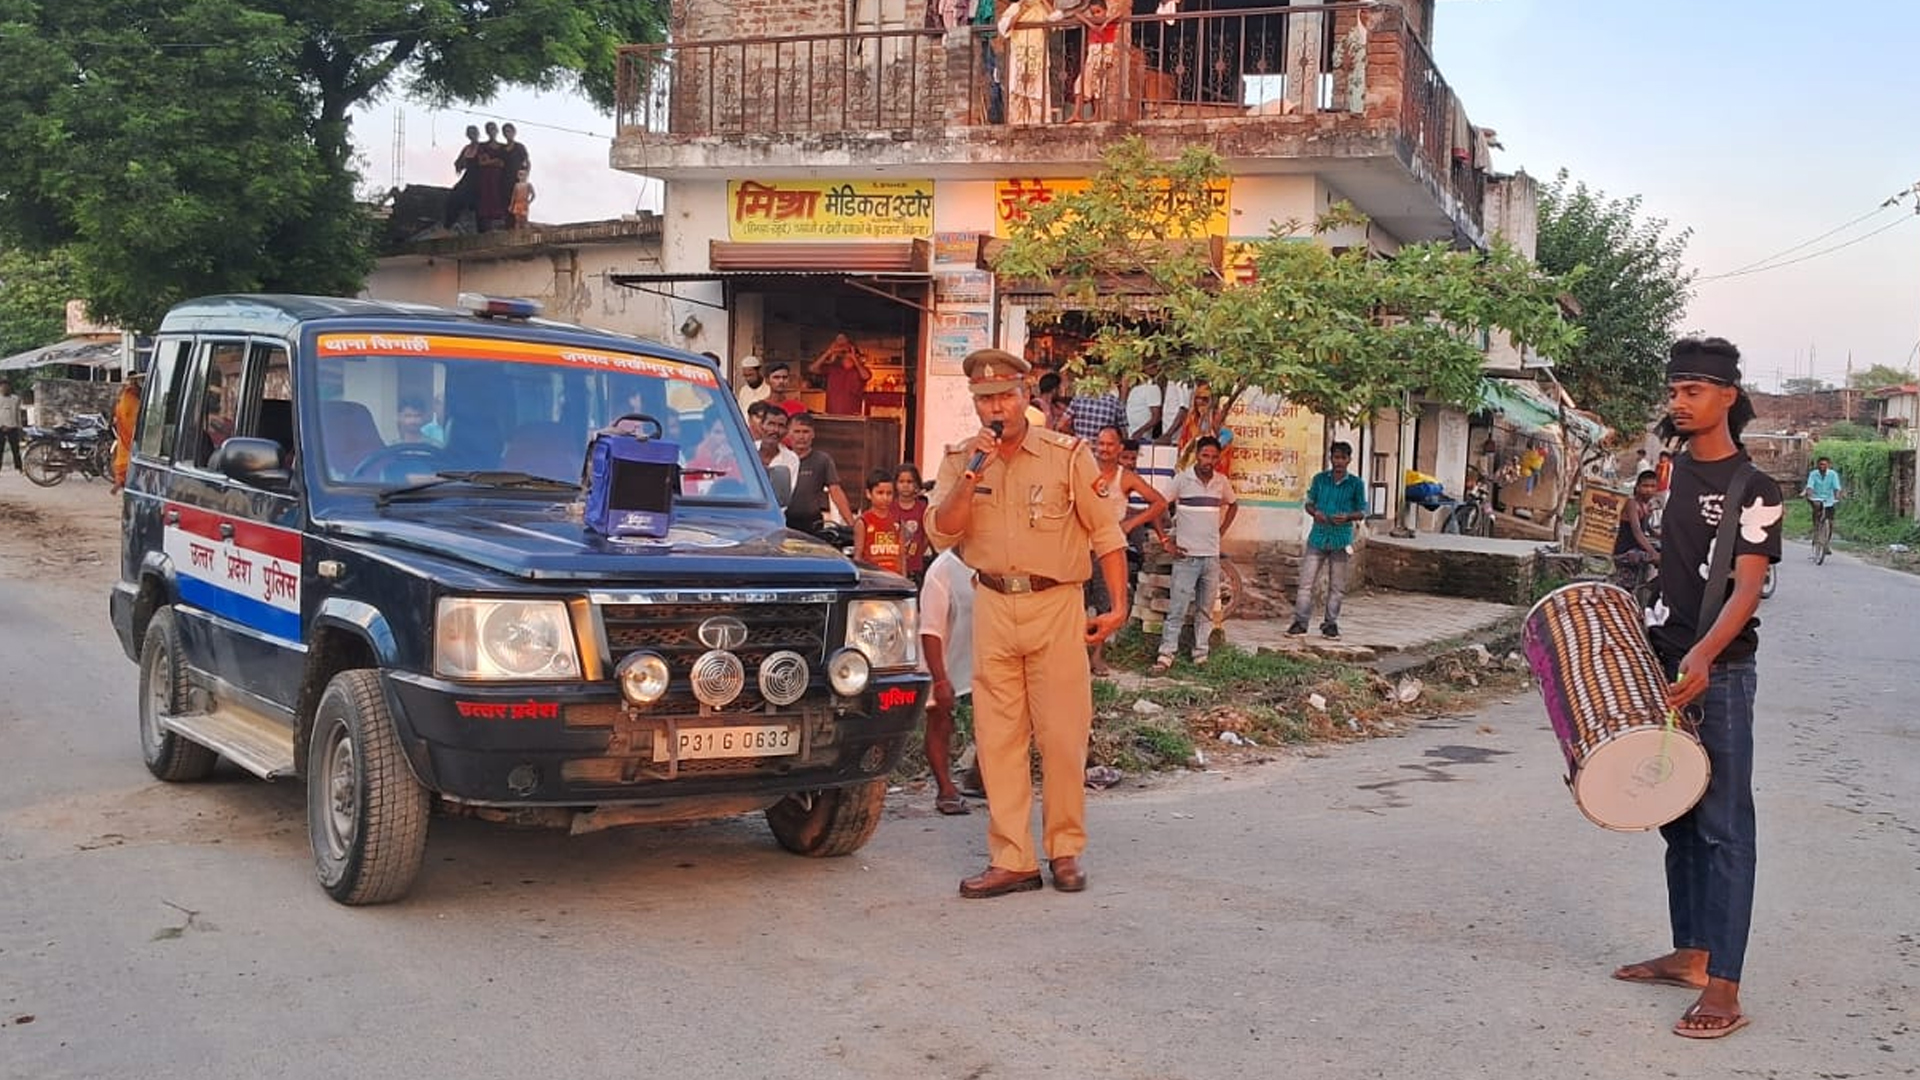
[137,338,193,459]
[192,342,247,470]
[239,342,293,461]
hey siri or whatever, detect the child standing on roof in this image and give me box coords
[509,166,535,229]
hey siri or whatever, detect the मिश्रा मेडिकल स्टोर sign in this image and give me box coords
[728,180,935,241]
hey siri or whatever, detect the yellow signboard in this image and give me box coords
[1223,393,1324,508]
[727,179,935,241]
[992,178,1232,238]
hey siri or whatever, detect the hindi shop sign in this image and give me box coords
[728,179,935,241]
[992,178,1232,239]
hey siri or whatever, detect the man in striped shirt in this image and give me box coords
[1151,436,1238,672]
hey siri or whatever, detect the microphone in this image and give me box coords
[965,420,1005,478]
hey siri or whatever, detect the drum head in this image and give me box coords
[1572,727,1711,832]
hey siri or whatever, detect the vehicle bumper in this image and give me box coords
[109,582,139,662]
[383,671,928,806]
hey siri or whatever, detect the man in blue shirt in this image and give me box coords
[1288,441,1370,639]
[1803,456,1842,525]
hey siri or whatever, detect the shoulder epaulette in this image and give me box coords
[1037,428,1080,451]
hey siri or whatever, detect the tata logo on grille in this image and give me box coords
[697,616,749,650]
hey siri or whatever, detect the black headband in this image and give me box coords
[1666,369,1737,387]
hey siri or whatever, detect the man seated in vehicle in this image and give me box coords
[396,396,439,445]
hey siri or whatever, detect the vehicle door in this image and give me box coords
[122,336,196,585]
[163,337,306,708]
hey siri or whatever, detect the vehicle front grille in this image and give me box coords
[596,601,832,714]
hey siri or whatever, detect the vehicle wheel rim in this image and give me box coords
[141,645,169,757]
[320,724,359,861]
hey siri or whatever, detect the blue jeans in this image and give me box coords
[1659,660,1758,983]
[1158,555,1219,660]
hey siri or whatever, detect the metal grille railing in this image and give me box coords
[613,3,1486,231]
[617,28,946,136]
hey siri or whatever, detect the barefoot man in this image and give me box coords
[1612,336,1782,1040]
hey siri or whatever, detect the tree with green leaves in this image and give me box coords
[0,1,667,331]
[1535,170,1695,439]
[993,139,1582,426]
[1848,363,1916,391]
[0,247,80,356]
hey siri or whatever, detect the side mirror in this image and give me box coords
[211,436,292,491]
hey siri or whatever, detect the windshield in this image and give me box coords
[308,330,765,503]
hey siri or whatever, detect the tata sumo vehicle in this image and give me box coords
[109,295,925,904]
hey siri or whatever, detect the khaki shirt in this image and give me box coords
[928,423,1126,582]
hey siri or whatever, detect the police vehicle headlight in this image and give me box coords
[435,599,581,680]
[616,651,672,705]
[844,598,918,671]
[827,647,872,697]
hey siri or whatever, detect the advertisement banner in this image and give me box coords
[992,178,1232,238]
[929,307,992,374]
[1223,392,1324,508]
[727,179,935,240]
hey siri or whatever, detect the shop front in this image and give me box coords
[615,178,937,493]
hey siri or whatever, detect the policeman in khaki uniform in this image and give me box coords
[929,348,1129,898]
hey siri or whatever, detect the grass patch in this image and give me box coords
[1091,714,1196,771]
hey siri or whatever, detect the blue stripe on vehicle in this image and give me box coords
[177,575,302,641]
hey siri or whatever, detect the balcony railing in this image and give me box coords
[616,26,947,136]
[615,2,1488,228]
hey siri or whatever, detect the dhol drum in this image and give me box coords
[1522,581,1709,832]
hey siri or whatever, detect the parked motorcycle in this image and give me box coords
[22,413,114,487]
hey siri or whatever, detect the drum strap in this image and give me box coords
[1694,463,1758,639]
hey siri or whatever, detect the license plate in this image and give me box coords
[654,724,799,762]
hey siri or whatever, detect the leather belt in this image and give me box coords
[975,571,1068,595]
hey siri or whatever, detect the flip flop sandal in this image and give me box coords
[1672,1005,1749,1040]
[935,795,972,815]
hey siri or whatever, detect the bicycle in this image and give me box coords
[1809,500,1835,565]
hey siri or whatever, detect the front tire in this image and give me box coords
[307,670,429,905]
[766,779,886,857]
[22,441,65,487]
[137,609,219,782]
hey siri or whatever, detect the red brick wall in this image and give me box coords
[677,0,850,41]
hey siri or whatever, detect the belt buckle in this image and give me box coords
[1005,574,1032,594]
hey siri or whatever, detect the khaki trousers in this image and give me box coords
[971,585,1091,873]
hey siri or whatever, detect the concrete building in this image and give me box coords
[365,214,674,343]
[608,0,1518,545]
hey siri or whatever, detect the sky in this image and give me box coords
[352,0,1920,393]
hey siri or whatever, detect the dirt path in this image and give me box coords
[0,474,122,591]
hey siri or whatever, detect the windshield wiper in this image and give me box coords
[376,470,579,507]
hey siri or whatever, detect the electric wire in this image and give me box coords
[1699,214,1916,282]
[1712,203,1897,277]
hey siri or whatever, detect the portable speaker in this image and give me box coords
[584,419,679,539]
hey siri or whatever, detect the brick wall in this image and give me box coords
[677,0,844,42]
[1363,539,1536,606]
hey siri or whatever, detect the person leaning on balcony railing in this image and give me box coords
[998,0,1066,125]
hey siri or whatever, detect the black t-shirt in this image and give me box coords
[1645,449,1783,665]
[784,449,840,527]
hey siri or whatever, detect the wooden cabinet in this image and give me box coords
[811,415,903,495]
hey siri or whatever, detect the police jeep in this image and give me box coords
[109,294,926,904]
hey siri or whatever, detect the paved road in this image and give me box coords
[0,513,1913,1077]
